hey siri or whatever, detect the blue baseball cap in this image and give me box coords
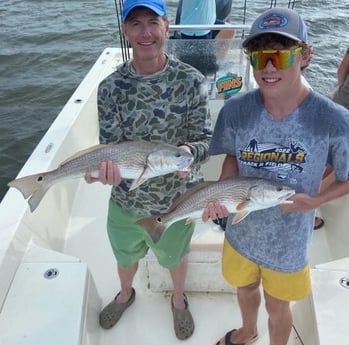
[122,0,167,22]
[243,8,308,47]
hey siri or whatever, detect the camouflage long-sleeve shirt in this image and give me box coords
[97,56,212,215]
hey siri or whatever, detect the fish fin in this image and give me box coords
[235,200,250,211]
[27,186,51,212]
[185,217,200,225]
[59,144,109,166]
[231,211,250,224]
[169,181,216,211]
[129,176,147,191]
[128,162,151,191]
[8,172,51,212]
[136,216,166,243]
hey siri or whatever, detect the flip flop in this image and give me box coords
[314,217,324,230]
[215,329,258,345]
[171,293,195,340]
[99,288,136,329]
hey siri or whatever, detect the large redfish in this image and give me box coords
[8,141,194,212]
[136,177,295,242]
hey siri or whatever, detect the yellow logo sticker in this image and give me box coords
[216,74,243,95]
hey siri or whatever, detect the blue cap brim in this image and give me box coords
[123,3,166,22]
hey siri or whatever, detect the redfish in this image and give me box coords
[8,141,193,212]
[136,177,295,242]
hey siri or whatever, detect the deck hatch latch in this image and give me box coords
[339,277,349,289]
[44,268,59,279]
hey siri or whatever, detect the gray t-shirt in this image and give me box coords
[209,89,349,272]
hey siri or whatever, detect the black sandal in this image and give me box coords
[314,217,324,230]
[215,329,258,345]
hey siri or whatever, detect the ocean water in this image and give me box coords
[1,0,348,201]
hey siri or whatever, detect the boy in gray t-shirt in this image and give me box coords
[203,8,349,345]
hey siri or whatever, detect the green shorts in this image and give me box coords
[107,200,194,269]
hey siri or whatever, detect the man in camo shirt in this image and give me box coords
[85,0,212,340]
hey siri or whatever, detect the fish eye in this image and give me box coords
[277,186,283,191]
[175,152,181,157]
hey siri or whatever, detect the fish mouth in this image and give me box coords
[278,190,295,202]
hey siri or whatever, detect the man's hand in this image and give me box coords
[202,200,229,222]
[85,160,122,186]
[280,193,319,213]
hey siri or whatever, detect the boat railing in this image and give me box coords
[169,23,251,32]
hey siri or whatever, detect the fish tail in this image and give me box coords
[8,173,50,212]
[136,217,167,243]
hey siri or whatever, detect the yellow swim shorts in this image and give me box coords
[222,240,311,301]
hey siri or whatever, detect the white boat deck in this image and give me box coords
[1,172,346,345]
[1,43,349,345]
[37,181,305,345]
[57,181,349,345]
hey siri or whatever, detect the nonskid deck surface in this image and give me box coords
[95,263,301,345]
[62,180,301,345]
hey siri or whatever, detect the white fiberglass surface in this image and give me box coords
[61,180,302,345]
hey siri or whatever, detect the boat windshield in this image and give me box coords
[165,36,252,99]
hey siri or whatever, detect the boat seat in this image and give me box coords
[0,261,101,345]
[145,222,234,293]
[292,257,349,345]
